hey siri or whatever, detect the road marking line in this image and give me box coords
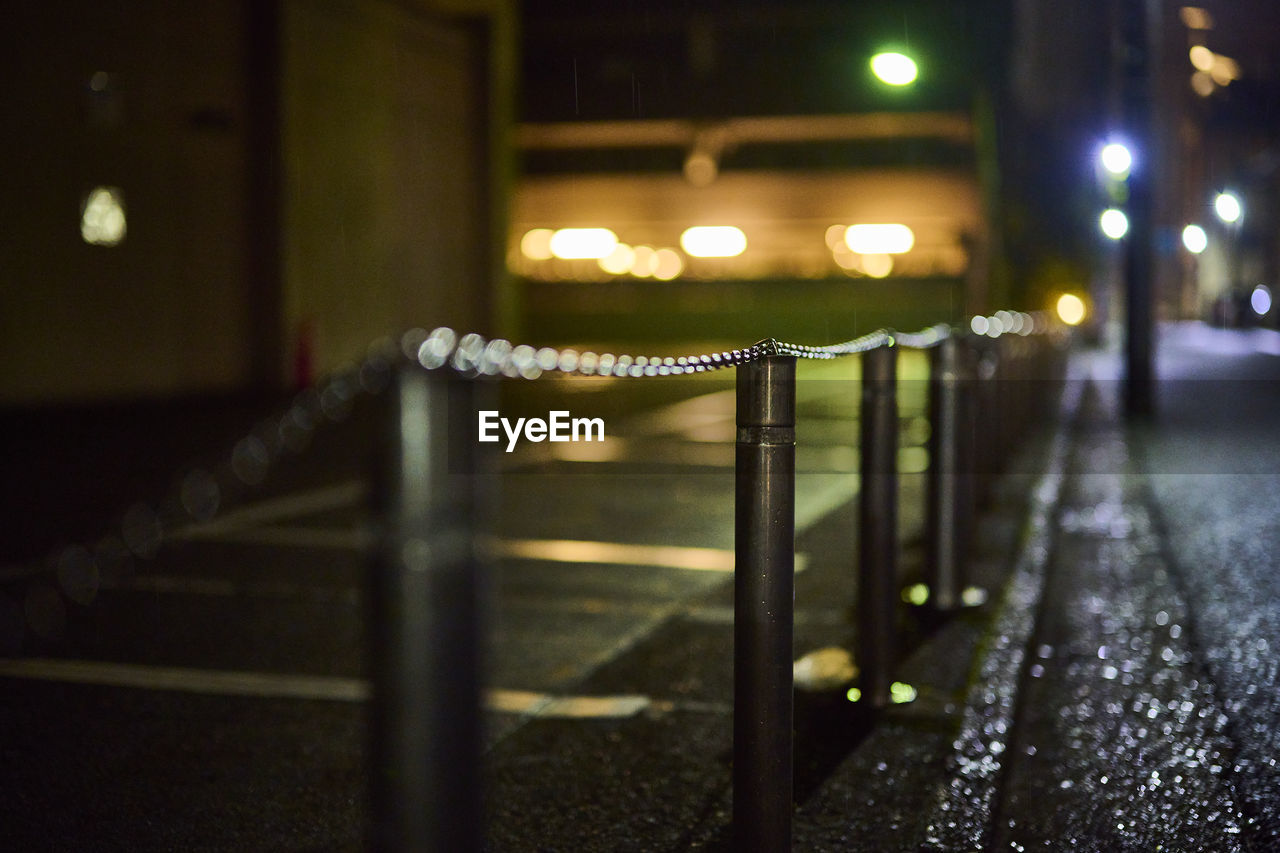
[625,389,736,439]
[486,688,651,719]
[795,473,859,529]
[171,525,743,572]
[0,658,369,701]
[491,538,737,572]
[167,477,866,555]
[176,525,374,550]
[110,575,359,603]
[165,527,811,575]
[0,658,652,718]
[495,538,810,573]
[172,481,366,539]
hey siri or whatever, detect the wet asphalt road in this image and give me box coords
[0,349,936,850]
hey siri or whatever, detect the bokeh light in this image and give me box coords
[549,227,618,260]
[1182,224,1208,254]
[870,52,918,86]
[1191,70,1216,97]
[652,248,684,280]
[1189,45,1215,72]
[1100,208,1129,240]
[680,226,747,258]
[630,246,657,277]
[1210,54,1240,85]
[844,223,914,254]
[121,502,163,559]
[1056,293,1087,326]
[598,242,636,275]
[683,151,718,187]
[520,228,555,260]
[56,545,100,606]
[1179,7,1214,30]
[824,223,846,250]
[1251,285,1273,317]
[81,186,126,246]
[1099,143,1132,177]
[890,681,918,704]
[902,583,930,606]
[180,469,221,522]
[1214,192,1242,224]
[860,253,894,278]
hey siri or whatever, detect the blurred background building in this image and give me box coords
[1,0,512,405]
[2,0,1279,405]
[512,0,1010,349]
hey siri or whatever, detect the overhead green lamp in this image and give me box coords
[870,51,918,86]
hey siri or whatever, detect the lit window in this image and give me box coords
[680,226,747,258]
[844,224,914,255]
[548,228,618,260]
[81,187,127,246]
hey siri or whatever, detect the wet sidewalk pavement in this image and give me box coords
[802,326,1280,852]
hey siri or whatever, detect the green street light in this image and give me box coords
[870,51,918,86]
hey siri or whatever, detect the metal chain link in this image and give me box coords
[395,315,1051,381]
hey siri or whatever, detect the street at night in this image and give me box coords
[1,324,1278,849]
[6,0,1280,850]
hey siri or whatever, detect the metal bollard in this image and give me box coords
[926,336,963,612]
[369,364,484,853]
[857,343,898,709]
[733,354,796,853]
[974,337,1001,505]
[955,337,978,575]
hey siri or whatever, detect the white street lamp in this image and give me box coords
[1099,143,1133,177]
[1214,192,1242,225]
